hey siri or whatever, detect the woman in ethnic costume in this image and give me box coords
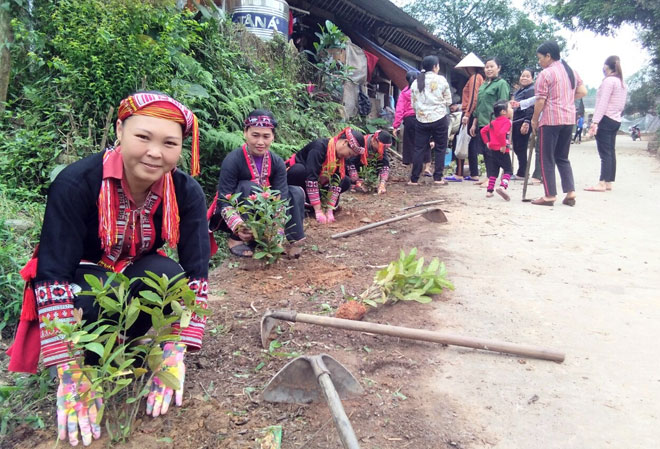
[6,92,210,446]
[208,109,305,258]
[286,128,365,224]
[346,130,392,194]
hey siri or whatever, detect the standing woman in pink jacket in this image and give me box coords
[585,56,627,192]
[392,71,419,165]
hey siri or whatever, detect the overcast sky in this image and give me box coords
[391,0,650,88]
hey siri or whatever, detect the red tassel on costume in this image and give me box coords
[162,172,180,247]
[191,115,200,177]
[19,257,38,321]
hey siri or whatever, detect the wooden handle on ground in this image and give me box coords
[331,207,438,239]
[287,312,564,363]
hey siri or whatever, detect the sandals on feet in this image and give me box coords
[531,197,554,206]
[433,180,448,185]
[445,175,462,182]
[229,242,254,257]
[496,187,510,201]
[406,181,420,186]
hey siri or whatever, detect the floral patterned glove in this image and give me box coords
[146,342,186,417]
[325,209,335,223]
[315,209,328,224]
[56,362,103,446]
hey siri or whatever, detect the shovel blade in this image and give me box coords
[423,208,448,223]
[263,354,364,404]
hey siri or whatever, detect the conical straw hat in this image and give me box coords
[455,52,485,68]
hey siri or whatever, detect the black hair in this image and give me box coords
[490,100,509,129]
[536,41,575,89]
[405,71,419,89]
[485,57,501,68]
[417,55,440,92]
[376,130,393,145]
[521,67,535,77]
[244,109,278,130]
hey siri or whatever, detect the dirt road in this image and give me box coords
[428,137,660,448]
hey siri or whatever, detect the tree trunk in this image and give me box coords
[0,4,12,118]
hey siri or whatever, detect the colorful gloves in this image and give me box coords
[325,209,335,223]
[315,209,328,224]
[146,342,186,417]
[56,362,103,446]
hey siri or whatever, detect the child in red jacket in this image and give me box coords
[480,100,513,200]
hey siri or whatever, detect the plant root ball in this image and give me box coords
[335,301,367,321]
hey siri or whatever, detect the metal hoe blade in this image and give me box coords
[263,354,364,449]
[263,354,364,404]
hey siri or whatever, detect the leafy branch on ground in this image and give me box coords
[356,248,454,308]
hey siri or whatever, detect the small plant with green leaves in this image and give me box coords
[357,151,381,192]
[356,248,454,308]
[222,186,290,264]
[44,271,207,443]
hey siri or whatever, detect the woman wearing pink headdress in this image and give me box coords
[6,91,210,446]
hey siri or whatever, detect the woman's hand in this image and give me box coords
[588,123,598,136]
[377,182,387,195]
[315,209,328,224]
[392,128,399,138]
[461,116,469,126]
[236,225,253,242]
[325,209,335,223]
[146,342,186,418]
[56,362,103,446]
[469,120,477,137]
[521,122,530,135]
[531,118,539,133]
[509,100,520,109]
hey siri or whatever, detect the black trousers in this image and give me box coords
[595,115,620,182]
[512,122,531,177]
[469,126,491,178]
[532,135,542,181]
[411,116,449,182]
[485,150,513,178]
[539,124,575,197]
[73,254,184,364]
[402,115,417,165]
[466,132,481,177]
[573,127,583,143]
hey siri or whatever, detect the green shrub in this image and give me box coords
[0,192,43,338]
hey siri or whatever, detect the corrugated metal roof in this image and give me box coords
[289,0,463,61]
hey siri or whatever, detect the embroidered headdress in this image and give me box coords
[343,127,365,156]
[117,92,200,176]
[99,93,200,254]
[244,115,277,129]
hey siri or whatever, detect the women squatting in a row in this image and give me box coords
[5,92,369,445]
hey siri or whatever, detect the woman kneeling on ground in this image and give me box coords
[6,92,210,446]
[208,109,306,258]
[347,129,392,194]
[286,128,365,224]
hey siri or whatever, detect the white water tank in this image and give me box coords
[227,0,289,41]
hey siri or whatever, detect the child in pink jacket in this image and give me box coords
[480,100,513,200]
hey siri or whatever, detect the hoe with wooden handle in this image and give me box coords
[331,207,447,239]
[261,309,565,363]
